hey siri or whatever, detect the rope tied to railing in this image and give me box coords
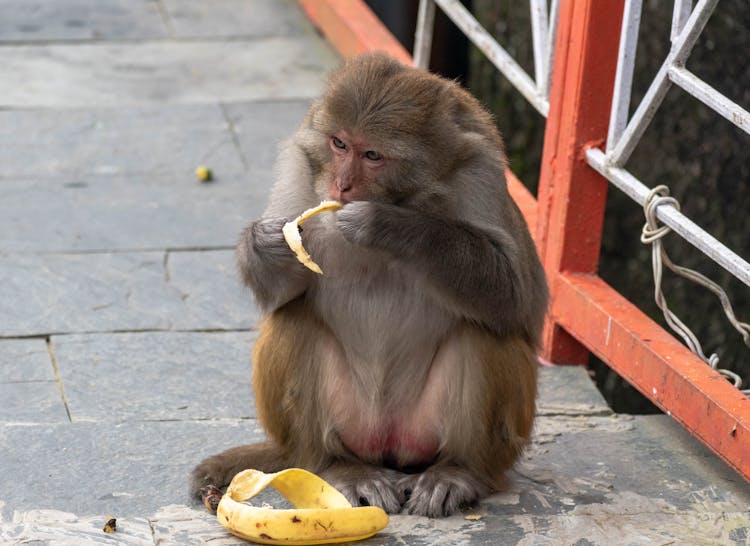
[641,185,750,393]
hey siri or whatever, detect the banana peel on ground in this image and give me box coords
[216,468,389,545]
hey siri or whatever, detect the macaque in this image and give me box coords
[191,53,548,517]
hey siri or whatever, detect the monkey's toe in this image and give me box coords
[337,478,402,514]
[398,467,490,517]
[321,464,405,514]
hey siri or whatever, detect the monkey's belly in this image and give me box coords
[321,330,451,469]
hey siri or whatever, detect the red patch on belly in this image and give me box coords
[341,421,440,468]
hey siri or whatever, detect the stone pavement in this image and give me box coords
[0,1,748,545]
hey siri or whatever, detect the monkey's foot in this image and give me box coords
[398,466,491,517]
[320,463,405,514]
[189,442,289,499]
[191,459,233,499]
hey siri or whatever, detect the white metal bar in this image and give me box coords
[607,0,719,166]
[668,66,750,135]
[529,0,549,94]
[544,0,559,98]
[413,0,436,70]
[586,147,750,287]
[606,0,643,152]
[671,0,693,44]
[433,0,549,116]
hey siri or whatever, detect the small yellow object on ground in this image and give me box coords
[282,201,343,274]
[102,516,117,533]
[217,468,389,545]
[195,166,212,182]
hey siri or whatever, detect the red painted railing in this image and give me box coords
[297,0,750,483]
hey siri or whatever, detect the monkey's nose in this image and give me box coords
[336,178,353,193]
[329,188,349,203]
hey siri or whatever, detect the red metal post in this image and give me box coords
[536,0,625,364]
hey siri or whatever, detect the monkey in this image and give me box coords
[191,52,548,518]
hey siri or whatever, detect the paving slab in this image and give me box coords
[0,381,68,423]
[0,101,309,177]
[0,173,267,253]
[223,100,313,173]
[536,365,611,416]
[52,331,256,422]
[0,104,244,179]
[160,0,309,39]
[0,0,168,42]
[0,38,336,108]
[165,251,260,330]
[0,420,265,518]
[0,338,54,382]
[0,250,258,336]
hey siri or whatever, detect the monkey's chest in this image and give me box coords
[312,262,452,363]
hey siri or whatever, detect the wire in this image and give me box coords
[641,185,750,393]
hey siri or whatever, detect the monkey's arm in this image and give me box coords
[237,140,321,313]
[337,201,547,339]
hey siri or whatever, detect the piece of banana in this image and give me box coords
[282,200,343,274]
[216,468,389,545]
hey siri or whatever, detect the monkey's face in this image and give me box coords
[327,130,390,203]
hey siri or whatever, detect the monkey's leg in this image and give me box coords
[190,298,330,498]
[190,441,289,497]
[400,329,537,517]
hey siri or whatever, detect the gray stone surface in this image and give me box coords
[0,338,53,382]
[0,0,168,42]
[536,365,611,416]
[161,0,309,39]
[0,38,336,108]
[0,420,265,517]
[53,331,256,421]
[0,251,257,336]
[224,100,313,172]
[0,381,69,423]
[0,173,266,252]
[0,105,244,179]
[165,251,261,330]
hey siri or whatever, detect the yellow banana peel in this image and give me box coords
[282,201,343,274]
[216,468,389,545]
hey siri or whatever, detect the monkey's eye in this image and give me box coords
[364,150,383,161]
[331,136,347,150]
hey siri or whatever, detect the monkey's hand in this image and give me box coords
[335,201,388,248]
[241,217,293,258]
[237,217,313,312]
